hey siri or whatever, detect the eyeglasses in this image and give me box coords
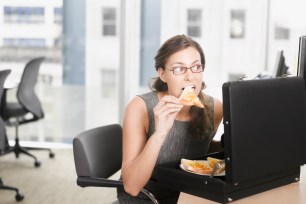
[166,64,205,75]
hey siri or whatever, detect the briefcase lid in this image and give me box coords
[222,77,306,183]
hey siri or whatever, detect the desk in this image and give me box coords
[176,165,306,204]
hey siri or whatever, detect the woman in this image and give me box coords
[117,34,223,203]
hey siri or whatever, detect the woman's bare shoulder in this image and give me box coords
[126,96,147,112]
[124,96,149,133]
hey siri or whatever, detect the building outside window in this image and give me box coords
[101,69,116,97]
[187,9,202,38]
[3,38,45,47]
[54,7,62,24]
[230,9,245,39]
[54,36,62,47]
[274,24,290,40]
[102,7,116,36]
[4,7,45,23]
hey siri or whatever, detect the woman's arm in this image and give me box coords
[121,95,182,196]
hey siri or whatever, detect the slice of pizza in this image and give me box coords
[179,86,204,108]
[181,159,213,174]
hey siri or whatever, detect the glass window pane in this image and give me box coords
[3,38,45,47]
[4,6,44,23]
[188,26,201,37]
[187,9,202,37]
[274,25,290,40]
[188,9,201,21]
[102,8,117,36]
[103,25,116,36]
[103,8,116,20]
[54,7,62,24]
[230,9,245,39]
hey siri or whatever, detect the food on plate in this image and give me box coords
[207,157,225,174]
[181,159,212,174]
[179,86,204,108]
[180,157,225,175]
[207,157,223,168]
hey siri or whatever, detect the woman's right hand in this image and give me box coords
[153,95,183,138]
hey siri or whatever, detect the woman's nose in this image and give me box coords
[184,69,195,81]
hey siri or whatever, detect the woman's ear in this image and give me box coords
[157,68,167,83]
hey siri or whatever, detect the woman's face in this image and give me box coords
[158,47,203,98]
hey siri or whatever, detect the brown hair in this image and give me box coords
[150,34,212,138]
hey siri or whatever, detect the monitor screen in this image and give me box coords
[297,36,306,78]
[274,50,289,77]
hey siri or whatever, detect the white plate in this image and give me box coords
[179,164,226,177]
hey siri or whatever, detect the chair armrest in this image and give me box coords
[77,176,123,188]
[77,176,159,203]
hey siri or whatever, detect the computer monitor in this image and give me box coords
[297,36,306,78]
[274,50,289,77]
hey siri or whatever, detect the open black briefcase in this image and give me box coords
[156,77,306,203]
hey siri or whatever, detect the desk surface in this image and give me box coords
[178,165,306,204]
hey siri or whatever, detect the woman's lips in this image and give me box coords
[181,85,195,90]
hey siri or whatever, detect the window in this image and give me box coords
[101,69,116,97]
[39,74,53,85]
[102,8,117,36]
[4,7,44,24]
[54,36,62,47]
[187,9,202,38]
[54,7,62,24]
[230,9,245,39]
[102,69,116,86]
[3,38,46,47]
[274,25,290,40]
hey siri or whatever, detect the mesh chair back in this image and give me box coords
[17,57,45,119]
[0,70,11,151]
[73,124,122,178]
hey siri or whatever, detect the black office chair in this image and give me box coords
[0,177,24,201]
[73,124,159,204]
[0,69,24,201]
[1,57,54,167]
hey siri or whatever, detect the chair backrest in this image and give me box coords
[0,70,11,151]
[73,124,122,178]
[17,57,45,119]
